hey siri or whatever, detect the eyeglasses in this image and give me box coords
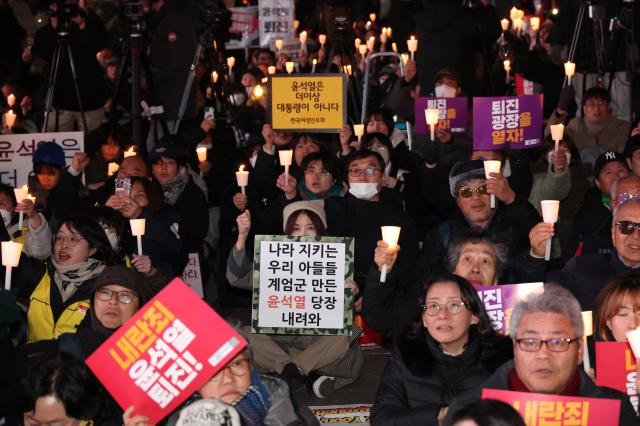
[304,168,332,177]
[515,337,579,352]
[95,288,137,304]
[52,233,86,247]
[421,301,468,316]
[209,357,250,382]
[615,220,640,235]
[458,184,488,198]
[348,167,382,178]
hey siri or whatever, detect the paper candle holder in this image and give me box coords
[196,147,207,163]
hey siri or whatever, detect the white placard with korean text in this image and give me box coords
[181,253,204,298]
[0,131,83,187]
[258,0,295,47]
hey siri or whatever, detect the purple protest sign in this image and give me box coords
[475,283,543,333]
[473,95,543,150]
[414,97,468,134]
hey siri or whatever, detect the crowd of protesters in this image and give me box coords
[0,0,639,425]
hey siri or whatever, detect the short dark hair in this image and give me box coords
[583,87,611,105]
[131,176,164,212]
[346,149,385,171]
[443,399,526,426]
[16,352,102,420]
[361,132,393,153]
[55,215,114,264]
[301,151,342,185]
[365,108,395,137]
[284,209,327,236]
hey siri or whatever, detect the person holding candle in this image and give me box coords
[372,274,513,424]
[84,125,127,190]
[278,152,345,202]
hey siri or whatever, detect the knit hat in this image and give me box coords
[33,142,65,167]
[449,160,486,198]
[282,200,327,230]
[93,265,153,306]
[594,151,626,179]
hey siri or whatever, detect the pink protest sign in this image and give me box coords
[414,97,468,134]
[473,95,543,150]
[596,342,639,413]
[86,278,247,425]
[482,388,620,425]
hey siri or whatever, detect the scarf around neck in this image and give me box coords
[232,370,271,426]
[161,166,190,206]
[51,258,105,303]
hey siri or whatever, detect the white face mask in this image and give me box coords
[245,85,255,97]
[547,150,572,166]
[349,182,380,200]
[0,209,12,227]
[230,92,246,106]
[434,84,456,98]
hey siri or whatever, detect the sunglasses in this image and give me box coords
[615,220,640,235]
[458,184,488,198]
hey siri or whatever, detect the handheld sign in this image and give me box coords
[473,95,543,150]
[268,74,347,132]
[482,388,621,425]
[415,97,468,135]
[595,342,639,413]
[475,283,543,334]
[252,235,354,335]
[86,278,247,425]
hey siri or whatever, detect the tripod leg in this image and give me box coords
[64,42,89,132]
[172,42,204,135]
[42,44,63,132]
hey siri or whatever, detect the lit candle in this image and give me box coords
[129,218,146,256]
[353,124,365,144]
[312,59,317,73]
[407,35,418,61]
[530,16,541,31]
[541,200,560,261]
[503,59,511,80]
[549,123,564,153]
[123,146,136,158]
[107,162,119,177]
[379,226,401,282]
[401,53,409,65]
[211,71,219,84]
[299,30,307,51]
[196,146,207,163]
[513,17,523,35]
[366,36,375,52]
[2,240,22,290]
[236,165,249,196]
[369,13,376,23]
[365,20,372,29]
[267,65,276,75]
[501,18,510,32]
[581,310,593,373]
[391,42,398,53]
[564,61,576,84]
[13,185,28,230]
[227,57,235,75]
[7,94,15,107]
[4,109,16,129]
[516,9,525,20]
[345,65,352,76]
[484,161,501,209]
[285,61,295,74]
[358,44,368,57]
[425,108,439,142]
[510,7,519,21]
[293,20,300,31]
[380,28,388,44]
[275,38,284,52]
[354,38,361,50]
[318,34,327,47]
[253,85,264,98]
[279,149,293,187]
[386,27,393,38]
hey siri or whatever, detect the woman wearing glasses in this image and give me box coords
[371,274,512,425]
[6,215,114,344]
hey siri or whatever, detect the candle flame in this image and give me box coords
[239,165,245,172]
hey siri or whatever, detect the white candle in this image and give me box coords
[227,57,235,75]
[366,36,376,52]
[582,310,593,374]
[380,28,388,44]
[2,240,22,290]
[267,66,276,75]
[312,59,317,73]
[211,71,219,84]
[285,61,295,74]
[513,17,523,35]
[7,94,15,107]
[345,65,352,76]
[279,149,293,187]
[236,165,249,196]
[299,30,307,51]
[407,36,418,61]
[627,327,640,358]
[4,109,16,129]
[541,200,560,261]
[196,147,207,163]
[369,13,376,23]
[359,44,368,57]
[564,61,576,85]
[503,60,511,80]
[550,123,564,153]
[391,42,398,53]
[13,185,28,230]
[355,38,361,50]
[130,218,146,256]
[107,162,119,177]
[353,124,365,145]
[318,34,326,47]
[253,85,264,98]
[425,108,439,142]
[401,53,409,65]
[510,7,519,21]
[386,27,393,38]
[275,38,284,52]
[484,160,501,209]
[123,146,136,158]
[501,18,510,32]
[530,16,541,31]
[380,226,401,282]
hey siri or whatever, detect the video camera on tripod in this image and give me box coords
[45,0,84,33]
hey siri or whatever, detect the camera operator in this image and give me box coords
[28,0,109,132]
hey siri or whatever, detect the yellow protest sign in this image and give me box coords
[268,74,346,132]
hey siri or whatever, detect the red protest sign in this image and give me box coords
[482,388,620,425]
[86,278,247,425]
[596,342,639,412]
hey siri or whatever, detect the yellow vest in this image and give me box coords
[27,272,90,343]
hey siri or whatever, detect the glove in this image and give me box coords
[557,84,576,112]
[0,289,21,335]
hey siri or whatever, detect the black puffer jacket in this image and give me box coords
[371,328,513,425]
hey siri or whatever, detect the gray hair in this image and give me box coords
[447,233,508,278]
[610,175,640,200]
[508,284,583,338]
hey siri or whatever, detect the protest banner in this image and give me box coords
[252,235,354,335]
[86,279,246,425]
[181,253,204,298]
[473,95,543,150]
[258,0,295,47]
[475,283,543,334]
[596,342,639,413]
[268,74,347,132]
[483,388,620,425]
[225,6,260,50]
[414,97,468,134]
[0,131,83,187]
[310,404,371,425]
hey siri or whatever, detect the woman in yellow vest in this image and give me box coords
[8,214,113,343]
